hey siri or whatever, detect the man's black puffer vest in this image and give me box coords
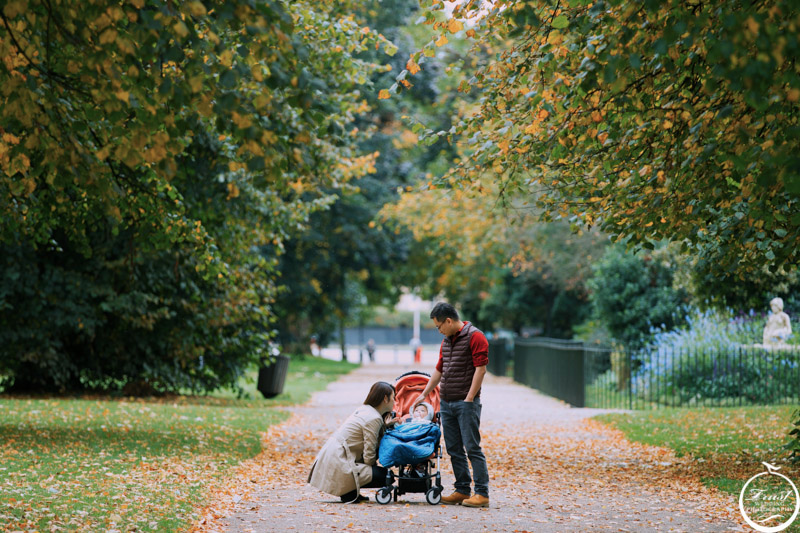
[440,322,483,401]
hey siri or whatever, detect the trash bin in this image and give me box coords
[257,354,290,398]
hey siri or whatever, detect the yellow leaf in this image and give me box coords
[788,88,800,102]
[435,34,448,47]
[498,140,510,154]
[447,19,463,34]
[378,89,390,99]
[3,0,27,19]
[189,75,204,93]
[174,21,189,38]
[99,28,118,45]
[115,90,129,103]
[187,1,207,16]
[662,120,673,129]
[406,58,421,75]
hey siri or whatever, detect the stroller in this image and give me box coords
[376,371,444,505]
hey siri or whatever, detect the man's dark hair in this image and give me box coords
[364,381,395,408]
[430,302,459,322]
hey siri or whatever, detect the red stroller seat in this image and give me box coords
[393,370,440,421]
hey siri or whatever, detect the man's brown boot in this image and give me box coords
[441,491,470,505]
[461,494,489,508]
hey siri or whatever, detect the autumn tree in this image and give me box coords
[392,0,800,283]
[0,0,393,392]
[383,179,608,335]
[271,0,465,355]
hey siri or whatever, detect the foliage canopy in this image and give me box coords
[396,0,800,281]
[0,0,392,392]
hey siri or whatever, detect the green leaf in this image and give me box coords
[552,15,569,29]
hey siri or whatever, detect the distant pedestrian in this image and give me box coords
[410,336,421,361]
[366,339,376,363]
[413,302,490,508]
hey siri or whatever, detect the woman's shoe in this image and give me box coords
[341,493,368,503]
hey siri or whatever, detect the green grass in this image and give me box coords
[209,355,359,405]
[595,406,800,499]
[0,356,357,532]
[595,405,795,458]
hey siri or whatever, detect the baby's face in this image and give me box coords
[413,405,428,419]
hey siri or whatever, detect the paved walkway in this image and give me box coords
[195,363,745,532]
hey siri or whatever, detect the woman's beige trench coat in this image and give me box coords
[307,404,385,496]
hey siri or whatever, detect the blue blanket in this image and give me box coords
[379,422,441,468]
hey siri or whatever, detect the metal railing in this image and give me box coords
[513,337,800,409]
[514,338,586,407]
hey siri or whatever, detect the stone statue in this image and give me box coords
[763,297,792,346]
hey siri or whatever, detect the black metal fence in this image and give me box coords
[513,338,587,407]
[512,337,800,409]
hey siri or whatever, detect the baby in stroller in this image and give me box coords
[404,402,434,477]
[408,402,433,423]
[376,371,444,505]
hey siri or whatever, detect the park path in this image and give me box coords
[192,362,746,532]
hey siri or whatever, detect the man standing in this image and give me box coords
[413,302,490,508]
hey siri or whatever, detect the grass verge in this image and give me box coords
[595,406,800,497]
[0,356,357,532]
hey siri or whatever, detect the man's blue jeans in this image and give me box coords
[440,398,489,497]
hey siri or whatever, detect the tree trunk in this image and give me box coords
[340,317,347,362]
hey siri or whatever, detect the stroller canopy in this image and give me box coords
[393,371,440,419]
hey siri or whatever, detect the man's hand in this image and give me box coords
[412,393,427,408]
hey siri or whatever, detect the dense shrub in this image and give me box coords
[588,246,687,349]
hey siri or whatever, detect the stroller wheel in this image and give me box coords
[425,487,442,505]
[376,488,392,505]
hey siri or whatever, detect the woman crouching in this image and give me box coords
[307,381,397,503]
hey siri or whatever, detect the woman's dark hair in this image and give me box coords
[364,381,395,408]
[430,302,459,322]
